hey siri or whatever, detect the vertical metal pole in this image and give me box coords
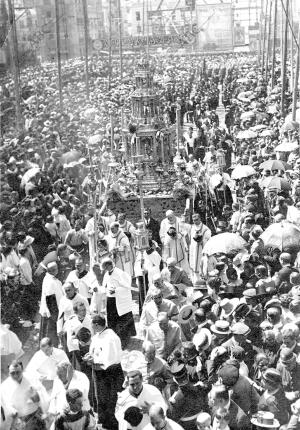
[82,0,89,100]
[136,137,145,224]
[289,0,294,91]
[261,0,269,75]
[55,0,63,112]
[110,113,114,152]
[265,0,272,80]
[7,0,22,131]
[146,0,149,61]
[108,0,112,90]
[176,107,181,154]
[121,107,126,161]
[292,26,300,122]
[258,0,264,65]
[117,0,123,82]
[271,0,277,88]
[281,0,289,116]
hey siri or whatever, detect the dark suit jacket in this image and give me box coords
[227,400,252,430]
[144,217,161,245]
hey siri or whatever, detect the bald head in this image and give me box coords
[47,262,58,275]
[149,405,165,420]
[158,312,168,331]
[142,341,155,354]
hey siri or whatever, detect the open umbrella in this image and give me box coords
[240,111,255,120]
[231,164,256,180]
[259,160,288,171]
[260,221,300,252]
[88,134,103,145]
[260,176,291,191]
[285,109,300,123]
[275,141,298,152]
[203,233,247,256]
[60,150,82,165]
[21,167,40,187]
[260,129,274,137]
[251,124,268,132]
[281,121,299,133]
[236,130,257,140]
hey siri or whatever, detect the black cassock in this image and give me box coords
[214,183,233,215]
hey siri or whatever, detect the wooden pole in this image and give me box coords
[261,0,269,75]
[292,26,300,122]
[7,0,22,132]
[265,0,272,80]
[82,0,89,100]
[281,0,289,116]
[117,0,123,82]
[271,0,277,88]
[54,0,63,112]
[108,0,112,90]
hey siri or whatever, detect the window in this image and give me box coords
[136,11,141,21]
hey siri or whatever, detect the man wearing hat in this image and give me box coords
[209,384,251,430]
[251,411,280,429]
[276,347,300,402]
[210,321,231,349]
[258,368,290,426]
[168,362,209,430]
[218,361,260,416]
[221,322,256,369]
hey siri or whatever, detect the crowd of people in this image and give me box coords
[1,49,300,430]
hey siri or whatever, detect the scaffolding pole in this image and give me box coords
[281,0,289,116]
[292,26,300,122]
[265,0,272,80]
[82,0,89,100]
[54,0,63,112]
[271,0,277,89]
[108,0,112,90]
[117,0,123,83]
[261,0,269,75]
[7,0,22,131]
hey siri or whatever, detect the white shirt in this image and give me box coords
[144,418,184,430]
[1,374,49,417]
[49,370,90,415]
[57,293,90,333]
[0,324,23,357]
[116,384,167,430]
[66,270,95,299]
[64,314,92,352]
[40,272,63,317]
[89,328,122,369]
[26,347,69,381]
[102,268,134,316]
